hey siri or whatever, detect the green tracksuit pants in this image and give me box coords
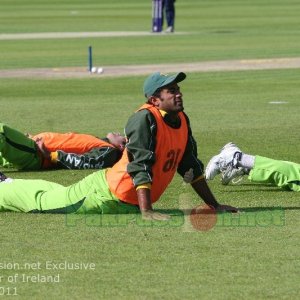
[0,123,41,170]
[249,155,300,191]
[0,169,140,214]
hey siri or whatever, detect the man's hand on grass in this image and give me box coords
[142,210,171,221]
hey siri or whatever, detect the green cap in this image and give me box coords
[143,72,186,97]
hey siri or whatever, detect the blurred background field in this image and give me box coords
[0,0,299,299]
[0,0,300,69]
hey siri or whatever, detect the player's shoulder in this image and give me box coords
[128,107,155,124]
[125,106,157,137]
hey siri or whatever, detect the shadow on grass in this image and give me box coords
[221,185,292,193]
[235,206,300,212]
[157,206,300,216]
[3,169,67,173]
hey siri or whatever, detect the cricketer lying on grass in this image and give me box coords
[0,123,125,170]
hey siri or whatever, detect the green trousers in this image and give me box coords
[249,155,300,191]
[0,169,140,214]
[0,123,41,170]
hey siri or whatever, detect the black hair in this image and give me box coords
[145,88,162,103]
[152,88,162,98]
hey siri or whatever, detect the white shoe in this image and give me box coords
[205,142,242,181]
[205,155,221,180]
[221,167,247,185]
[165,26,174,33]
[218,142,242,170]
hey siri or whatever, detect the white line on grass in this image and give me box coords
[269,101,289,104]
[1,58,300,79]
[0,31,187,40]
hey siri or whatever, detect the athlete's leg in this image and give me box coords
[165,0,175,28]
[248,155,300,191]
[0,170,140,214]
[0,123,41,170]
[39,170,139,214]
[0,179,63,212]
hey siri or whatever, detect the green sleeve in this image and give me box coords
[177,113,204,179]
[56,147,122,170]
[125,109,156,186]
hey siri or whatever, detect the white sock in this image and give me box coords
[238,153,255,170]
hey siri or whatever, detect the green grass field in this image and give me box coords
[0,0,299,299]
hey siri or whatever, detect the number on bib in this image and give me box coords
[163,149,181,172]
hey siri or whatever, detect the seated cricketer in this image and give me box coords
[0,72,238,220]
[0,123,125,170]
